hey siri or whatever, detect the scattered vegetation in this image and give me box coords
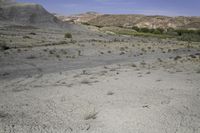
[196,69,200,74]
[174,56,182,61]
[100,52,104,55]
[157,58,163,62]
[82,70,89,75]
[26,55,37,59]
[120,51,125,55]
[0,111,10,118]
[131,64,137,67]
[102,26,200,41]
[178,32,200,42]
[146,71,151,74]
[107,91,114,95]
[29,32,36,35]
[64,32,72,38]
[49,49,55,54]
[44,41,68,46]
[55,54,60,58]
[102,27,172,39]
[107,50,112,53]
[84,110,98,120]
[81,22,90,26]
[81,79,91,85]
[132,27,164,34]
[23,35,31,39]
[5,25,38,29]
[0,41,10,51]
[94,25,103,28]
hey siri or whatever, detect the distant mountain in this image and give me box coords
[87,14,200,30]
[55,12,101,24]
[0,0,63,27]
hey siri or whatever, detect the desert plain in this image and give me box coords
[0,0,200,132]
[0,22,200,133]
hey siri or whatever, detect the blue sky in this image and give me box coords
[17,0,200,16]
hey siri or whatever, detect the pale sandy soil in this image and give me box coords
[1,60,200,133]
[0,23,200,133]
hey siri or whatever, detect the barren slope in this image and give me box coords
[55,12,101,24]
[88,14,200,29]
[0,0,64,27]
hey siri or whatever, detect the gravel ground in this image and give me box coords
[0,23,200,133]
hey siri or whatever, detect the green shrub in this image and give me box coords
[139,28,150,33]
[132,27,164,35]
[81,22,90,25]
[155,28,164,34]
[178,33,200,42]
[175,29,197,36]
[29,32,36,35]
[117,26,200,42]
[153,29,161,34]
[132,26,140,32]
[197,30,200,35]
[64,33,72,38]
[196,69,200,74]
[166,28,178,35]
[0,41,10,51]
[23,36,31,39]
[149,29,155,33]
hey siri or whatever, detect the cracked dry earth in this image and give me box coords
[1,60,200,133]
[0,25,200,133]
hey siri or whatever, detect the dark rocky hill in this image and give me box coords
[0,0,62,27]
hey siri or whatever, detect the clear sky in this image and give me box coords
[16,0,200,16]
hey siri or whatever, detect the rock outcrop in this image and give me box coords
[0,0,62,26]
[87,14,200,30]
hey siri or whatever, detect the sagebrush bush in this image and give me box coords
[64,33,72,38]
[178,33,200,42]
[0,41,10,50]
[23,36,31,39]
[29,32,36,35]
[196,69,200,74]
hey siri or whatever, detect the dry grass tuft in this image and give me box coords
[84,110,98,120]
[196,69,200,74]
[107,91,114,95]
